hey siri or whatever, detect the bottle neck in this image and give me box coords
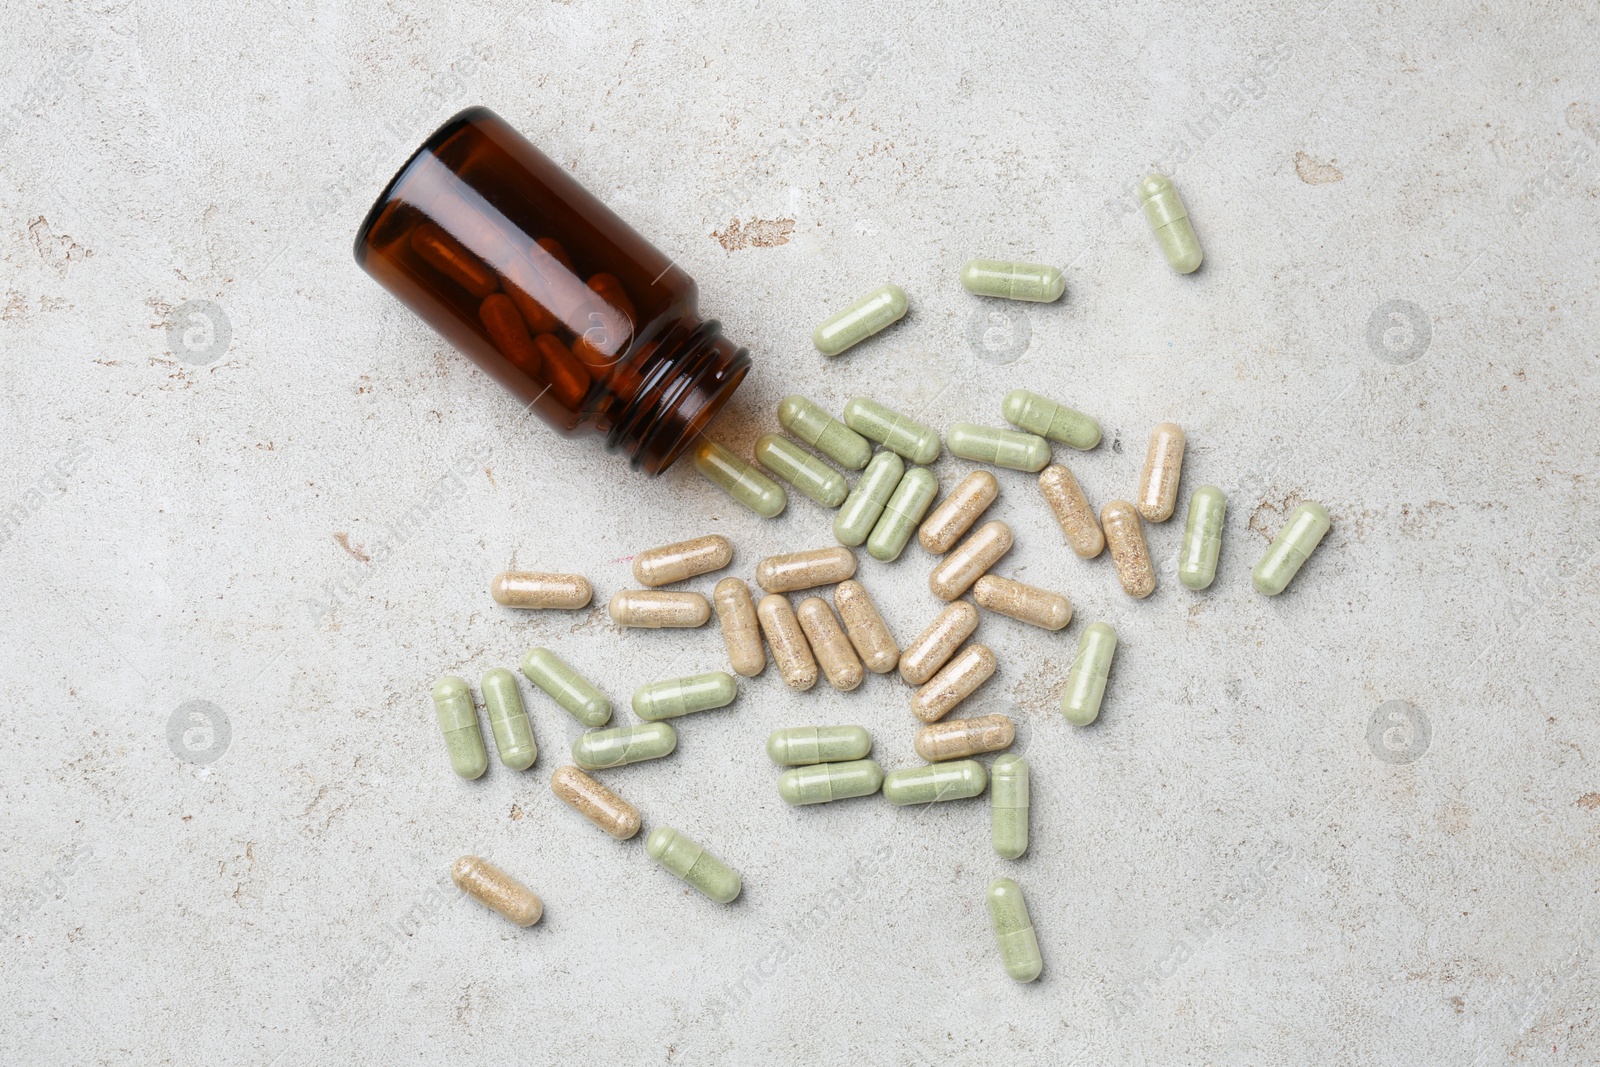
[607,317,750,475]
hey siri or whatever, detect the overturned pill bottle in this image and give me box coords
[354,106,750,475]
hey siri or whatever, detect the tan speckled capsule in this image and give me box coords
[899,600,980,686]
[1038,464,1104,559]
[608,590,712,628]
[1101,500,1155,598]
[550,765,641,840]
[757,594,818,691]
[451,856,542,927]
[928,520,1013,601]
[755,546,857,593]
[713,577,765,678]
[912,644,997,723]
[973,575,1073,631]
[632,535,733,587]
[490,571,593,609]
[914,713,1015,762]
[796,597,864,692]
[918,470,999,554]
[832,580,899,674]
[1136,422,1186,522]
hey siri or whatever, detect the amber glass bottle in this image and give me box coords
[354,106,749,475]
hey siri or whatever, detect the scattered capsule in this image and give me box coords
[960,259,1066,303]
[912,644,997,723]
[647,826,742,903]
[632,535,733,587]
[919,470,998,554]
[693,440,787,518]
[754,434,849,508]
[756,594,819,691]
[1253,501,1331,596]
[778,759,885,805]
[1137,422,1187,522]
[832,580,900,674]
[608,589,711,628]
[550,765,641,840]
[481,668,537,771]
[520,648,612,728]
[946,423,1051,473]
[796,597,864,692]
[755,546,858,593]
[833,450,905,547]
[813,283,908,356]
[489,571,593,609]
[713,577,765,677]
[972,575,1072,631]
[572,721,677,770]
[991,755,1030,860]
[451,856,542,927]
[842,398,942,465]
[1179,485,1227,591]
[899,600,980,686]
[913,713,1015,762]
[1038,464,1104,559]
[1140,173,1203,274]
[776,395,872,470]
[882,759,988,805]
[432,675,488,780]
[766,725,873,766]
[867,467,938,562]
[632,671,738,721]
[1101,500,1155,599]
[987,877,1042,982]
[929,520,1013,601]
[1062,622,1117,726]
[1001,389,1101,450]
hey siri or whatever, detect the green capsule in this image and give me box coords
[1000,388,1102,450]
[1140,174,1203,274]
[987,877,1043,982]
[1061,622,1116,726]
[843,397,941,465]
[946,423,1051,473]
[776,395,873,470]
[693,440,787,518]
[520,647,611,728]
[631,671,737,721]
[754,433,848,508]
[866,467,938,562]
[960,259,1066,303]
[813,283,908,356]
[882,759,987,806]
[1252,501,1331,596]
[647,826,742,903]
[765,725,873,766]
[480,668,536,771]
[833,450,905,547]
[991,755,1029,860]
[571,721,677,771]
[1178,485,1227,591]
[431,676,488,780]
[778,759,884,805]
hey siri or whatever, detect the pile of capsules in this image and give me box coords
[432,174,1332,984]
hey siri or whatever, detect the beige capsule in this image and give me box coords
[755,546,858,593]
[928,520,1013,601]
[899,600,980,686]
[713,577,765,677]
[1101,499,1156,598]
[796,597,864,692]
[972,575,1073,630]
[608,590,712,628]
[918,470,999,554]
[912,644,997,723]
[832,579,899,674]
[1038,464,1104,559]
[450,856,542,927]
[1136,422,1186,522]
[550,765,641,840]
[913,713,1015,762]
[632,535,733,587]
[490,571,593,609]
[757,594,819,691]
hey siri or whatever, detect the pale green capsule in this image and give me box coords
[842,398,941,465]
[776,395,872,470]
[520,647,611,728]
[1179,485,1227,591]
[946,423,1051,472]
[1061,622,1116,726]
[778,759,884,805]
[481,668,536,771]
[1140,174,1203,274]
[631,671,737,721]
[1253,501,1331,596]
[1000,388,1101,450]
[866,467,938,563]
[882,759,987,806]
[833,450,905,547]
[432,675,487,780]
[765,725,873,766]
[960,259,1065,303]
[813,283,908,356]
[754,434,848,508]
[572,721,677,770]
[647,826,742,903]
[987,877,1043,982]
[693,440,787,518]
[991,755,1029,860]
